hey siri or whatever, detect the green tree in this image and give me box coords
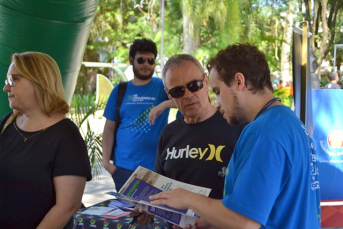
[304,0,343,76]
[181,0,232,53]
[69,94,107,179]
[280,0,295,83]
[79,0,341,93]
[239,0,287,72]
[77,0,158,94]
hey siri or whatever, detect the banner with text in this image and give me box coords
[312,89,343,200]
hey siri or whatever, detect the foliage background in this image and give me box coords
[77,0,343,95]
[74,0,343,176]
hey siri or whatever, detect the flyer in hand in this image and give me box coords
[106,166,211,228]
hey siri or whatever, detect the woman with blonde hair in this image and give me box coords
[0,51,92,229]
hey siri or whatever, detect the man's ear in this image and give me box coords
[234,72,246,91]
[129,56,134,65]
[203,73,209,88]
[164,88,173,100]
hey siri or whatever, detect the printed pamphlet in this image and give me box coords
[106,166,211,227]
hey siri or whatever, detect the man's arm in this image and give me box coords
[102,119,117,174]
[150,188,261,229]
[149,100,176,125]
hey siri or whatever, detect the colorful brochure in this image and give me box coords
[106,166,211,228]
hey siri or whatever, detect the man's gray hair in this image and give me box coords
[162,54,205,85]
[329,72,338,81]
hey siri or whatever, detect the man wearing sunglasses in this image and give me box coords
[149,44,321,229]
[102,38,173,191]
[145,54,245,229]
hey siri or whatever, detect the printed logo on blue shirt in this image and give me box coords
[129,105,154,133]
[126,94,156,104]
[301,124,320,191]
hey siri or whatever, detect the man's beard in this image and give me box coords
[133,65,154,81]
[227,91,243,126]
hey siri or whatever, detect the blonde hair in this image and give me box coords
[12,52,69,115]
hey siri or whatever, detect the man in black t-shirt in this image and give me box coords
[148,54,246,229]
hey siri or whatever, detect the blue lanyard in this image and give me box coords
[253,98,281,121]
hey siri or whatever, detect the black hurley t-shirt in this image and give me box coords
[155,111,247,199]
[155,111,247,229]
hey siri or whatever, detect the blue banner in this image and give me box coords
[312,89,343,200]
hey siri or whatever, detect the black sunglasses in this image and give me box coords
[136,57,155,65]
[167,74,205,98]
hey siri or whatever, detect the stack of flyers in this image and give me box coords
[103,208,131,219]
[108,198,134,209]
[82,207,115,216]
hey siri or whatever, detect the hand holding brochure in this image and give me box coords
[106,166,211,228]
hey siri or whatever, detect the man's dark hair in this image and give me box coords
[129,38,158,59]
[207,43,273,93]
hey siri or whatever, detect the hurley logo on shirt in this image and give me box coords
[165,144,225,162]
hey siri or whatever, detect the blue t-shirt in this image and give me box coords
[222,105,321,228]
[104,77,170,171]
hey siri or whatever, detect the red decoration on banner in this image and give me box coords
[321,202,343,227]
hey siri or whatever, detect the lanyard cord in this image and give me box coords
[253,98,281,121]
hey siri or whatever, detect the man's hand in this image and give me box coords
[149,100,177,125]
[193,218,214,229]
[103,161,117,175]
[129,209,155,226]
[149,105,165,125]
[175,218,213,229]
[149,188,193,209]
[102,119,116,175]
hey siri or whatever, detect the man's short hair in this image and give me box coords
[207,43,273,93]
[329,72,338,81]
[162,54,205,85]
[129,38,157,59]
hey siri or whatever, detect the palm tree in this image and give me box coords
[182,0,232,53]
[69,94,107,179]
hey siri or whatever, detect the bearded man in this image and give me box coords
[149,43,321,229]
[102,38,172,191]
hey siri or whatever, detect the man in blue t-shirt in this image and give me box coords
[102,38,173,191]
[149,43,321,229]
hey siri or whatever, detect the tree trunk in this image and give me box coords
[305,0,343,77]
[280,0,294,83]
[310,0,318,49]
[76,47,98,95]
[317,0,329,77]
[182,1,192,54]
[182,0,200,53]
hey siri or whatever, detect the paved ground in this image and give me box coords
[82,166,116,207]
[79,111,116,207]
